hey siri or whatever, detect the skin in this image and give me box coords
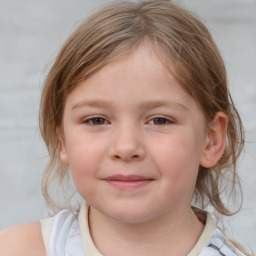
[0,42,228,256]
[58,42,228,255]
[0,222,45,256]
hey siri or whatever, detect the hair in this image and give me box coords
[40,0,247,251]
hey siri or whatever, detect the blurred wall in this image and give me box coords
[0,0,255,251]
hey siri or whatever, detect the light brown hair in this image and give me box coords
[40,0,247,251]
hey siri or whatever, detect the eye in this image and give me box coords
[148,117,171,125]
[83,117,108,125]
[152,118,168,125]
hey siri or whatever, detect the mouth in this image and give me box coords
[103,175,154,190]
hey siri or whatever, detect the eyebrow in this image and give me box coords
[72,99,113,110]
[72,99,189,112]
[139,100,189,112]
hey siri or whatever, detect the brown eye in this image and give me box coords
[92,118,106,125]
[86,117,107,125]
[152,118,168,125]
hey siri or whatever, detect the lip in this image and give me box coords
[103,175,154,190]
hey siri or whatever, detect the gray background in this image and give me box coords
[0,0,255,252]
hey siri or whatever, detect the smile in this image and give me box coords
[103,175,154,190]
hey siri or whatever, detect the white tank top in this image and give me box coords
[40,203,245,256]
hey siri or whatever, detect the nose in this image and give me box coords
[109,124,146,162]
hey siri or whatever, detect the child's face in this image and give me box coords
[59,42,209,223]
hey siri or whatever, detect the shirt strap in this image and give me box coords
[78,202,103,255]
[188,212,217,256]
[40,217,54,256]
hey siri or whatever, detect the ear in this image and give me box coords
[56,127,70,166]
[200,112,228,168]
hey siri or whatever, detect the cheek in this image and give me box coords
[151,137,200,207]
[150,132,201,185]
[68,145,105,201]
[65,133,107,186]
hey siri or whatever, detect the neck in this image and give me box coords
[88,206,204,256]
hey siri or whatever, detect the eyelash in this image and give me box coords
[82,116,173,126]
[148,117,173,126]
[82,117,109,126]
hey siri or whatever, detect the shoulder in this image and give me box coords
[0,222,46,256]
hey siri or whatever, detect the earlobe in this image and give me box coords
[60,150,70,166]
[200,112,228,168]
[57,127,70,166]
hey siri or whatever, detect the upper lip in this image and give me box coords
[104,175,154,181]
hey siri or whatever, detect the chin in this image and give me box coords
[105,207,156,224]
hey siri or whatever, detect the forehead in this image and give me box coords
[70,41,176,93]
[65,42,200,115]
[65,37,194,99]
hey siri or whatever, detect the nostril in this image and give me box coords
[109,141,146,161]
[114,154,138,159]
[112,153,143,161]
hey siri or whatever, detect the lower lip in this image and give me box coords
[105,180,153,190]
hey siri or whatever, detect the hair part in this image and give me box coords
[40,0,244,224]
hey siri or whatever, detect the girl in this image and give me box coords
[0,1,252,255]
